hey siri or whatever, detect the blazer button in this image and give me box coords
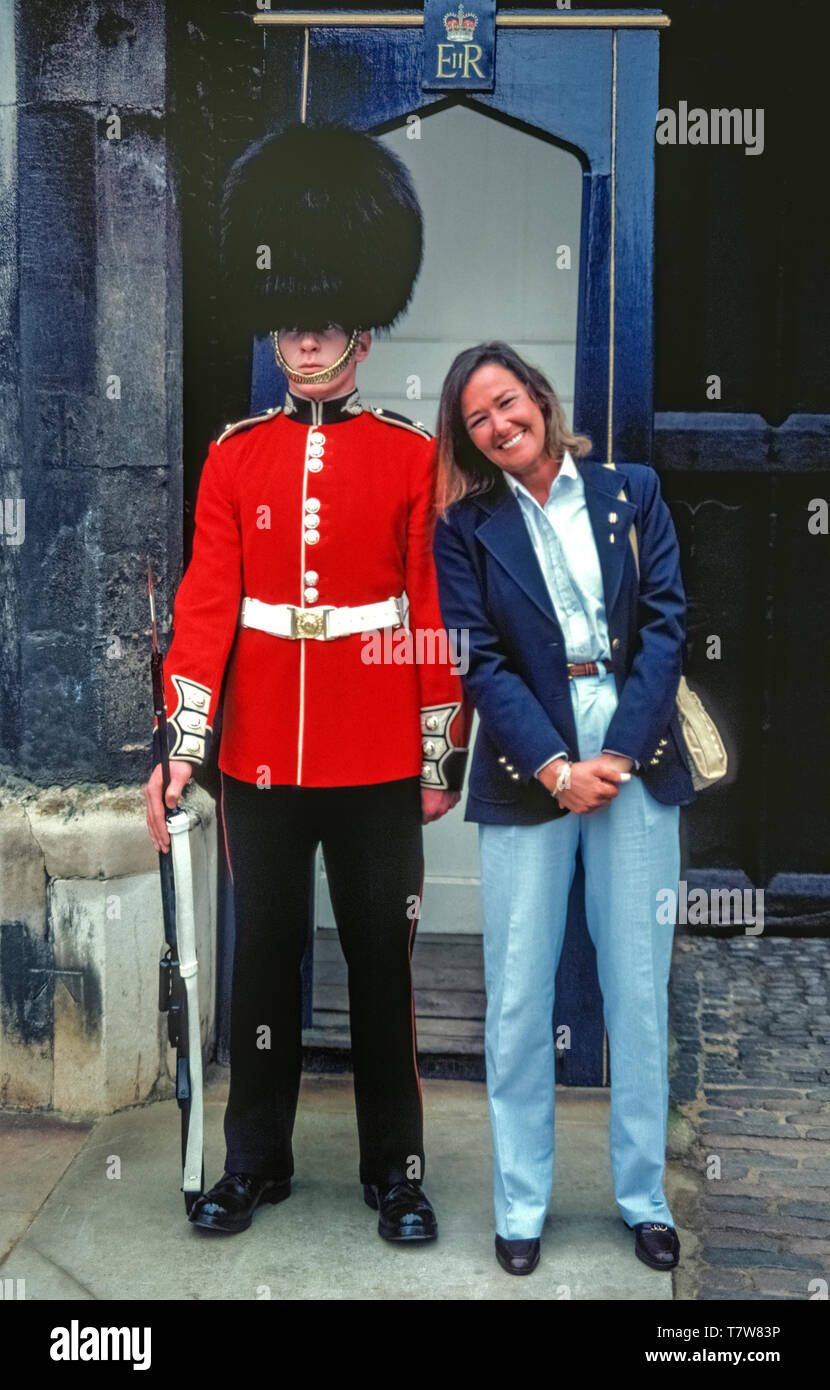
[510,772,520,781]
[659,738,668,746]
[650,757,659,765]
[498,756,507,765]
[611,638,620,650]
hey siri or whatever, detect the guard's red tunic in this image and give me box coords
[161,388,469,789]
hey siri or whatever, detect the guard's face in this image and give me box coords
[277,324,350,374]
[276,323,371,394]
[461,364,548,477]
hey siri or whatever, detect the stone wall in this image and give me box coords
[0,2,196,1113]
[0,0,182,787]
[668,935,830,1300]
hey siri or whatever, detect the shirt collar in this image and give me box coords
[504,450,578,505]
[282,387,363,426]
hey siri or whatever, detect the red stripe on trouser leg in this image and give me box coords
[219,775,234,885]
[408,866,426,1115]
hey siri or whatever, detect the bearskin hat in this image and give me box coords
[220,122,424,336]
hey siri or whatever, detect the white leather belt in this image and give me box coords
[240,595,405,641]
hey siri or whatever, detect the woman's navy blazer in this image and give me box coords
[433,459,696,825]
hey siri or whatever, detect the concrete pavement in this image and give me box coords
[0,1074,679,1300]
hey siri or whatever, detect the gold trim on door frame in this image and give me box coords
[301,27,310,120]
[254,13,670,28]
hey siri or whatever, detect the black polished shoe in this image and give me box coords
[628,1221,680,1271]
[363,1180,438,1242]
[495,1234,541,1276]
[189,1171,290,1234]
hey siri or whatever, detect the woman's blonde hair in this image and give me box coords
[433,341,592,514]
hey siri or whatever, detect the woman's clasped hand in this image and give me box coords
[538,752,633,814]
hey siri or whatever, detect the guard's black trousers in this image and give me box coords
[220,772,425,1187]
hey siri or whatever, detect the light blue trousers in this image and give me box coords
[479,666,680,1239]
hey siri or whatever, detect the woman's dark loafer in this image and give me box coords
[629,1222,680,1270]
[189,1171,291,1233]
[495,1234,541,1275]
[363,1180,438,1242]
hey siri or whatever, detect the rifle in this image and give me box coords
[148,565,205,1214]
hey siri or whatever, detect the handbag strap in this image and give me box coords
[604,463,728,787]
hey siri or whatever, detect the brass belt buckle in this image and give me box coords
[292,606,333,639]
[292,607,324,639]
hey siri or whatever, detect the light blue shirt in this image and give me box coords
[505,451,610,663]
[505,453,634,773]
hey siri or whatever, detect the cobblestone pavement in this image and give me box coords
[668,934,830,1300]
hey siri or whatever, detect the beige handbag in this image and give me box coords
[604,463,728,791]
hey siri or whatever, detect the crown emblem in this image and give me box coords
[443,4,478,42]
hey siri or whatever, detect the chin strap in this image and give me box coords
[272,327,361,385]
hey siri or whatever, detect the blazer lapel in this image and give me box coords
[474,486,561,630]
[581,462,638,618]
[472,463,637,632]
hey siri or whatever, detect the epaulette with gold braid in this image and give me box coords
[216,406,282,445]
[369,406,432,440]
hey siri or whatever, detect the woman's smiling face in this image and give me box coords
[461,363,549,478]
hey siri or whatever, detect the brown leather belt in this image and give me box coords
[567,659,613,679]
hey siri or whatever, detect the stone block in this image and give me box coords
[748,1268,827,1298]
[695,1271,750,1295]
[18,0,167,109]
[666,1105,697,1158]
[757,1169,830,1190]
[0,797,47,932]
[780,1200,830,1222]
[788,1238,830,1258]
[704,1210,826,1240]
[701,1247,823,1270]
[699,1117,810,1140]
[0,918,55,1109]
[700,1194,769,1215]
[0,780,216,1116]
[701,1226,780,1252]
[50,874,157,1113]
[27,784,163,880]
